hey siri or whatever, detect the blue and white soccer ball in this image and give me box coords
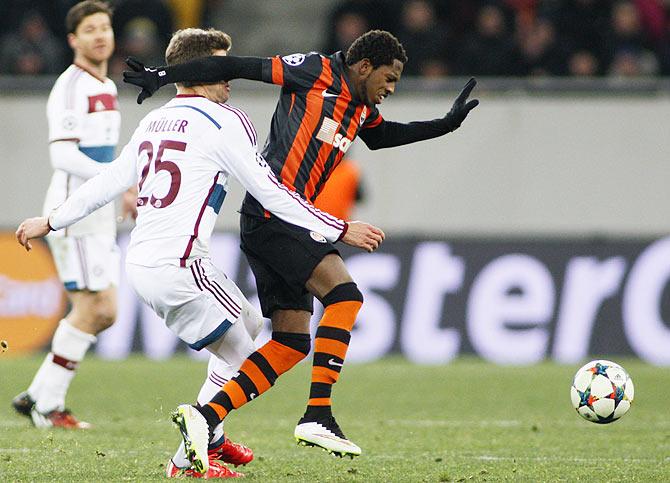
[570,360,634,424]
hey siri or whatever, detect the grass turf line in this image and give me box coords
[0,355,668,481]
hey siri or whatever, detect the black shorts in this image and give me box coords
[240,214,339,317]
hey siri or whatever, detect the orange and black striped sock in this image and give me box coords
[306,282,363,417]
[199,332,310,429]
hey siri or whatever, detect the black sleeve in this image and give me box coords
[358,118,452,151]
[164,55,266,85]
[263,53,325,90]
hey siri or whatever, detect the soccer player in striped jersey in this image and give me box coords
[16,27,382,478]
[124,29,478,458]
[11,1,139,430]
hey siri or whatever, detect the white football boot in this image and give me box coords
[171,405,210,474]
[294,415,361,458]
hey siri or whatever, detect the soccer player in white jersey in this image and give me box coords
[16,27,384,478]
[12,1,137,430]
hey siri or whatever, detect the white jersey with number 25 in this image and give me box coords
[49,94,347,267]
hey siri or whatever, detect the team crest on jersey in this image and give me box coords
[360,106,367,125]
[310,231,327,243]
[282,53,305,66]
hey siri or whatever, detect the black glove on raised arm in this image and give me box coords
[124,57,167,104]
[442,77,479,132]
[359,77,480,150]
[124,55,265,104]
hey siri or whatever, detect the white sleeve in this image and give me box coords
[49,141,104,179]
[214,120,347,243]
[47,76,85,143]
[49,141,138,230]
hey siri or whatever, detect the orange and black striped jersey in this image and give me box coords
[158,50,457,218]
[241,51,383,218]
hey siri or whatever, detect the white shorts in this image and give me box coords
[47,234,120,292]
[125,258,247,351]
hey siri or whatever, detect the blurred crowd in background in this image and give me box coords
[1,0,669,78]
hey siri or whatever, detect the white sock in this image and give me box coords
[197,354,237,404]
[200,355,236,447]
[33,319,97,414]
[26,356,52,402]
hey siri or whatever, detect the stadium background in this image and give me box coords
[1,0,669,366]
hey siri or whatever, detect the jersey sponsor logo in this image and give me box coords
[332,133,353,153]
[321,90,338,98]
[87,93,117,113]
[281,53,305,66]
[316,117,340,144]
[310,231,327,243]
[316,117,353,153]
[360,106,367,124]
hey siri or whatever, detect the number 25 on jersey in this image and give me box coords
[137,139,186,209]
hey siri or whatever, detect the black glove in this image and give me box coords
[443,77,479,132]
[123,57,168,104]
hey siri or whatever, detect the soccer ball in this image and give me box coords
[570,360,634,424]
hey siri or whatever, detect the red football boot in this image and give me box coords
[31,408,92,429]
[166,458,244,478]
[209,436,254,466]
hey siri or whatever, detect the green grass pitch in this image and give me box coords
[0,355,668,481]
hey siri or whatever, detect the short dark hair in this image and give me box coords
[345,30,408,68]
[166,28,232,87]
[66,1,113,34]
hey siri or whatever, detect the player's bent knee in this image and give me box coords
[206,320,256,366]
[321,282,364,307]
[272,331,311,357]
[92,298,117,331]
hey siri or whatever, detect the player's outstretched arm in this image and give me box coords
[16,217,51,252]
[341,221,385,253]
[48,143,137,233]
[50,141,106,179]
[442,77,479,132]
[124,55,265,104]
[359,78,479,150]
[19,142,139,252]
